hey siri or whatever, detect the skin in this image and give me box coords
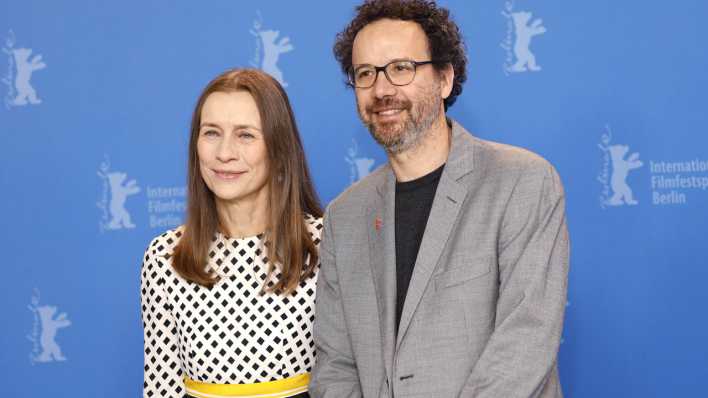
[197,91,270,238]
[352,18,454,182]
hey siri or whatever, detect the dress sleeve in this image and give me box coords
[140,237,185,398]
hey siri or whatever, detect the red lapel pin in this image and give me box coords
[375,216,382,231]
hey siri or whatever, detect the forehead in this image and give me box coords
[201,90,261,127]
[352,19,431,66]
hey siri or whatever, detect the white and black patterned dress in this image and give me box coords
[140,215,322,398]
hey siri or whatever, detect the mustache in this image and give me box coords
[366,97,412,113]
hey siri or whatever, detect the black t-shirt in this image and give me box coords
[394,164,445,334]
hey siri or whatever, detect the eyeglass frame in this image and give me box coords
[346,59,442,88]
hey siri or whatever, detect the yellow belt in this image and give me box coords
[184,373,309,398]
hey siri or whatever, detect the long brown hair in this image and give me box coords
[172,68,322,294]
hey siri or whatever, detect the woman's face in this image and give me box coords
[197,91,269,206]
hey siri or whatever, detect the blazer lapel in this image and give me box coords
[396,120,476,350]
[367,168,397,382]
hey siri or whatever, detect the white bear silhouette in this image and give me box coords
[257,29,293,87]
[12,47,46,105]
[608,145,643,205]
[35,305,70,362]
[345,142,375,183]
[353,157,374,181]
[508,11,546,73]
[106,172,140,229]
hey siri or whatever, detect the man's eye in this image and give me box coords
[357,69,374,79]
[393,63,414,72]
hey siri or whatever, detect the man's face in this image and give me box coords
[351,19,450,154]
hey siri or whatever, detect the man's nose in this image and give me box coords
[372,69,396,99]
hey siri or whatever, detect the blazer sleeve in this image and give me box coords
[309,205,363,398]
[459,161,569,398]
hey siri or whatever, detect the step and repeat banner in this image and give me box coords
[1,1,706,396]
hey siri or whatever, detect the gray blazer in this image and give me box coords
[310,120,569,398]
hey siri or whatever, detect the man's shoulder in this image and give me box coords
[472,136,555,175]
[324,163,389,222]
[451,119,557,179]
[465,134,564,199]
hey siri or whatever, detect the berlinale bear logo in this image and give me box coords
[607,145,643,205]
[106,172,141,228]
[598,126,644,208]
[501,2,546,74]
[97,156,142,231]
[2,30,46,108]
[345,139,376,184]
[28,289,71,364]
[250,12,294,87]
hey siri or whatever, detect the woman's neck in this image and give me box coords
[215,193,269,238]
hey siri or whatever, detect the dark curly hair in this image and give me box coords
[334,0,467,110]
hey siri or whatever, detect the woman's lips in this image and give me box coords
[213,170,246,180]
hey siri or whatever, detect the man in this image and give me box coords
[310,1,569,397]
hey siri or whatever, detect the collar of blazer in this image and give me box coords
[373,117,477,198]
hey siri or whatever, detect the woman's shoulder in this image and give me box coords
[144,225,185,260]
[140,227,185,285]
[304,213,324,239]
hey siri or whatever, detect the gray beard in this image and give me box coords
[361,86,442,155]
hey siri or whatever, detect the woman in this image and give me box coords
[141,69,322,398]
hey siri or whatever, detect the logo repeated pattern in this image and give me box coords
[4,3,707,397]
[250,12,294,87]
[345,138,376,184]
[598,125,708,208]
[97,156,141,231]
[2,30,46,108]
[501,1,546,75]
[28,289,71,364]
[598,125,643,207]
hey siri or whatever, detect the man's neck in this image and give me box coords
[389,116,451,182]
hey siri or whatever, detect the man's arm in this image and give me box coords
[460,161,569,398]
[309,205,363,398]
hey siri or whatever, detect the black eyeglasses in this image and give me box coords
[347,59,437,88]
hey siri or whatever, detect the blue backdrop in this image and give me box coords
[2,1,707,396]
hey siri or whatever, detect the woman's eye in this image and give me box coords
[238,131,255,139]
[202,129,219,137]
